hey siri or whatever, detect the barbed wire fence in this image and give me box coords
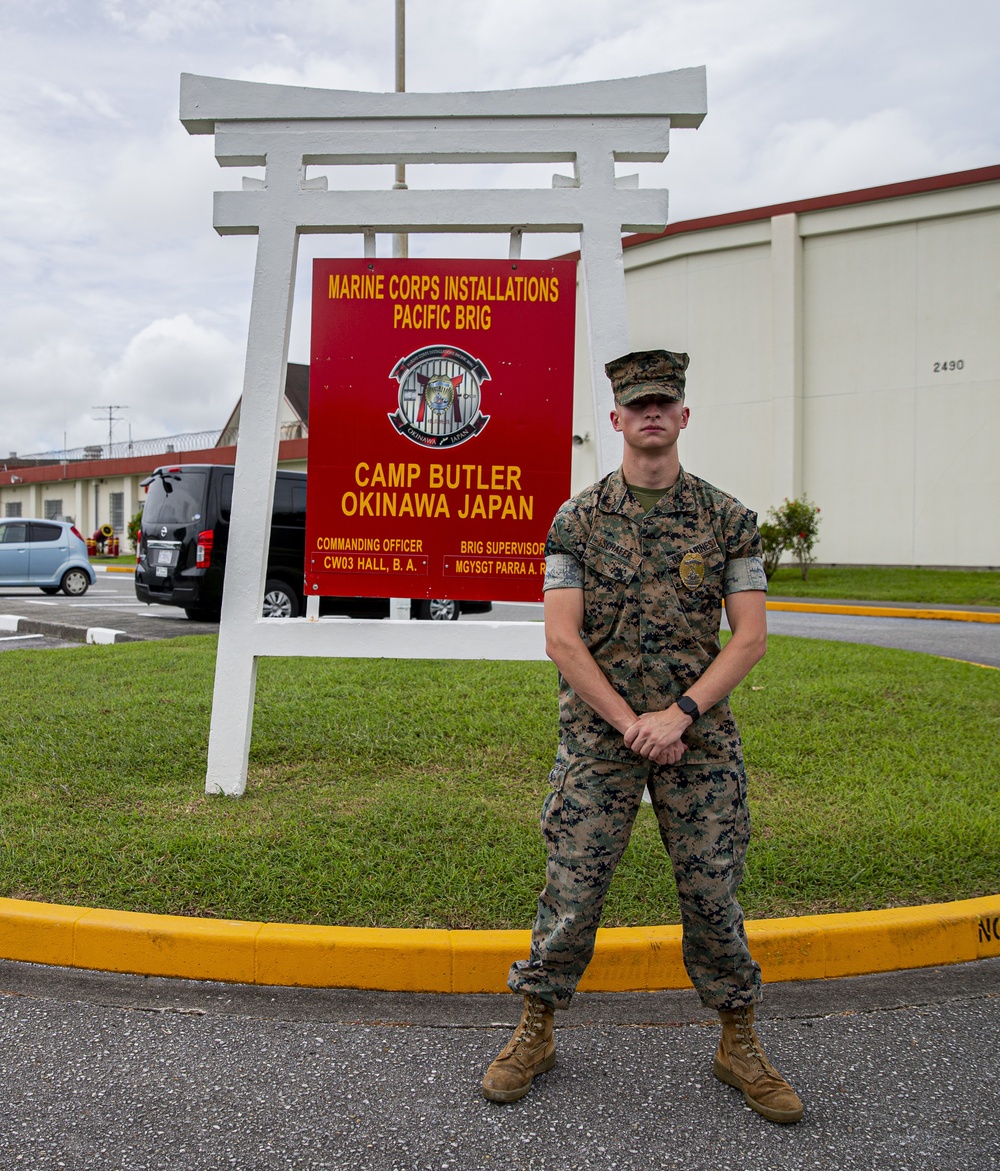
[21,428,231,464]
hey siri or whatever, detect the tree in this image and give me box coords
[766,496,822,580]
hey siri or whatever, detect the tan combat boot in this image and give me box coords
[482,994,556,1103]
[714,1005,803,1124]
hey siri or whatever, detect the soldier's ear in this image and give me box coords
[610,408,622,432]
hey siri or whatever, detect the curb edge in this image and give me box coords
[1,896,998,992]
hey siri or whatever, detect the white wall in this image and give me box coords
[567,175,1000,567]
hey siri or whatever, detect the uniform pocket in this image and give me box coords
[580,537,640,644]
[548,756,569,792]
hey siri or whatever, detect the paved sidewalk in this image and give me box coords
[0,957,997,1169]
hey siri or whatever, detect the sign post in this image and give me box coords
[180,68,707,795]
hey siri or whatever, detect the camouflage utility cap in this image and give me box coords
[606,349,690,406]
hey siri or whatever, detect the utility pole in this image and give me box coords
[92,404,128,458]
[392,0,408,259]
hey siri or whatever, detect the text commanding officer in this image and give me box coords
[482,349,803,1124]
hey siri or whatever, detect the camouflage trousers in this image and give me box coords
[508,746,762,1012]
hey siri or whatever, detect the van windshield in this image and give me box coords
[142,472,208,526]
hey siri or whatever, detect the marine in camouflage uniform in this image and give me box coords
[508,464,765,1010]
[483,350,803,1123]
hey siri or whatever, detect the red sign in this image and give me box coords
[306,258,576,603]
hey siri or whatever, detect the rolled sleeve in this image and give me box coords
[543,553,584,591]
[723,556,767,595]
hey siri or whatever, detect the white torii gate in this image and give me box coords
[179,67,707,796]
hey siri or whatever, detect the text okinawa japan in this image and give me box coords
[306,259,576,603]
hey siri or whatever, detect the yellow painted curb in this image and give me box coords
[1,895,997,992]
[766,600,1000,623]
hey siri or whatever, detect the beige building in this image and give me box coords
[570,164,1000,567]
[5,167,999,566]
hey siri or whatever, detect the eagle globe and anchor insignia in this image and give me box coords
[388,345,490,448]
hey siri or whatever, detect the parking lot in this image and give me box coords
[0,569,217,647]
[0,570,542,650]
[2,569,998,668]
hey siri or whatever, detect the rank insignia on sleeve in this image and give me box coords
[679,551,706,589]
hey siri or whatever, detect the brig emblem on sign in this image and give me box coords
[388,345,490,448]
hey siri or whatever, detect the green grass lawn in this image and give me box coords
[0,635,996,928]
[90,553,135,566]
[767,565,1000,606]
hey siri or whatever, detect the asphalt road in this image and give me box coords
[1,574,998,667]
[0,956,997,1170]
[0,570,220,647]
[752,607,1000,669]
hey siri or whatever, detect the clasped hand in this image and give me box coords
[623,706,692,765]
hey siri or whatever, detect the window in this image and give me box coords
[109,492,125,533]
[44,499,63,521]
[221,472,234,522]
[0,522,28,543]
[29,522,62,543]
[272,477,306,525]
[141,471,207,526]
[4,503,21,518]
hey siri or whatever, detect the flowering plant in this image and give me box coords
[765,496,822,580]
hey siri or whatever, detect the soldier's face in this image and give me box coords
[611,394,688,451]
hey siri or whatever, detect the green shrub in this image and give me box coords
[759,521,784,581]
[766,496,822,580]
[127,509,142,553]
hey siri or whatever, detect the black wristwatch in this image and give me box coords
[676,695,700,722]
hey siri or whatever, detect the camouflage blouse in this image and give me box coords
[544,467,766,765]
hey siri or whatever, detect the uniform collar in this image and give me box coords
[599,466,694,518]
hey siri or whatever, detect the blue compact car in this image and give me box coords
[0,519,97,596]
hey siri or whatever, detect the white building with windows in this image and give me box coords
[0,367,310,543]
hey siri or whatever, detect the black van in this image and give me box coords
[134,463,490,622]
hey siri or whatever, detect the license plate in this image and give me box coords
[155,566,168,577]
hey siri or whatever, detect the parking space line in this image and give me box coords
[48,603,148,609]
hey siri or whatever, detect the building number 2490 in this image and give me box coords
[933,359,964,372]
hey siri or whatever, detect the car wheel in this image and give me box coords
[416,598,460,621]
[262,579,299,618]
[60,568,90,597]
[40,586,60,595]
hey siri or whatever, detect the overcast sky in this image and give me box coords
[1,0,997,458]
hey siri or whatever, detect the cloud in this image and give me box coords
[99,314,244,437]
[0,0,998,460]
[0,314,242,457]
[756,109,981,200]
[101,0,227,43]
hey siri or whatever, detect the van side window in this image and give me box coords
[272,478,305,526]
[220,473,234,523]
